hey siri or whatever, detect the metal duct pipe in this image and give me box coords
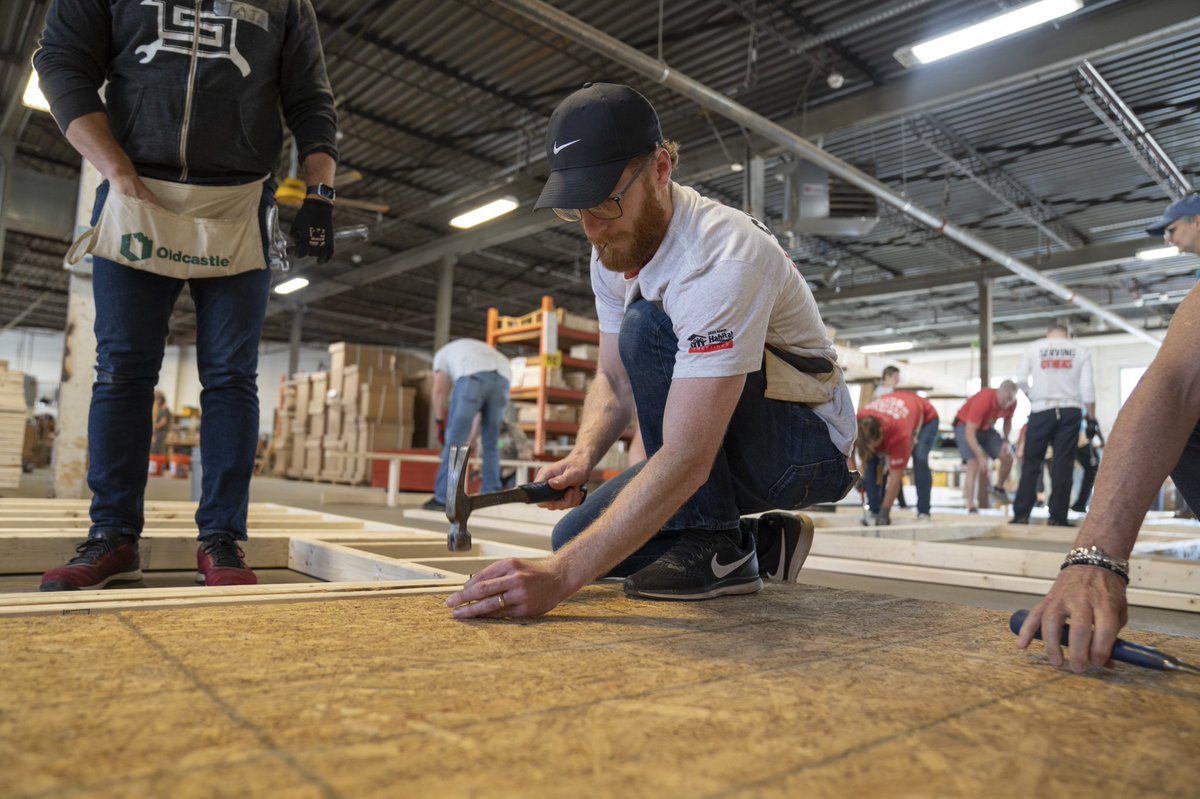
[501,0,1162,349]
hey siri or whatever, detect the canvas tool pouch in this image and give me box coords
[763,345,841,405]
[66,177,267,279]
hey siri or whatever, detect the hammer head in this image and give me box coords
[445,444,473,551]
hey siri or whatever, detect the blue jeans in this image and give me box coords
[1170,421,1200,512]
[863,418,938,515]
[87,180,274,541]
[551,299,853,576]
[433,371,510,504]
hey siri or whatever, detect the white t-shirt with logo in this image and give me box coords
[591,182,855,455]
[432,339,512,383]
[1016,336,1095,413]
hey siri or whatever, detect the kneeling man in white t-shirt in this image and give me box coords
[446,84,856,619]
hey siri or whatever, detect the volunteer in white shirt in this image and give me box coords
[874,365,901,398]
[446,83,856,619]
[427,339,513,511]
[1011,324,1096,525]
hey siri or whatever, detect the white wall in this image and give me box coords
[906,333,1160,435]
[0,328,65,400]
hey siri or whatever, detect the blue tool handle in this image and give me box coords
[1009,609,1169,671]
[520,481,587,504]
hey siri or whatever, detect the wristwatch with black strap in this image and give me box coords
[307,183,336,201]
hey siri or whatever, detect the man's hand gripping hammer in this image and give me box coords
[444,444,586,551]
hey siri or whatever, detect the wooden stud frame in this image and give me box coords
[0,499,543,617]
[403,504,1200,614]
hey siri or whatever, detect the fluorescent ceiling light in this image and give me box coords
[895,0,1083,67]
[22,71,50,112]
[450,196,518,229]
[860,341,915,354]
[1137,245,1180,261]
[274,277,310,295]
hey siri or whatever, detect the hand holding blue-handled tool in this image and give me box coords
[1010,609,1200,674]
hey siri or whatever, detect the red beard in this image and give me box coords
[591,181,669,274]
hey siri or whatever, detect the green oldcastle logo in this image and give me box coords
[118,231,230,268]
[119,232,152,261]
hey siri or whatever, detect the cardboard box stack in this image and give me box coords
[270,379,297,476]
[0,362,30,489]
[275,344,429,485]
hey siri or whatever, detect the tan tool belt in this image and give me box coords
[763,347,841,405]
[66,177,267,279]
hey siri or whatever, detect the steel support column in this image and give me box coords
[979,278,993,387]
[433,255,456,353]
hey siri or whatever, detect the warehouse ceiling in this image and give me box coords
[2,0,1199,352]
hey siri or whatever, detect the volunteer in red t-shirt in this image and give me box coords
[953,381,1018,513]
[855,391,939,524]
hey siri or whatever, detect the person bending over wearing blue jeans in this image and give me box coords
[426,339,512,511]
[447,84,856,619]
[854,391,939,525]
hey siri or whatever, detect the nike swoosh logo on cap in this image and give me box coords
[711,551,753,579]
[553,138,582,155]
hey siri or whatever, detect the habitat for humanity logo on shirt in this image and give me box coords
[687,329,734,353]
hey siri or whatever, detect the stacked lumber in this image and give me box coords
[0,364,30,489]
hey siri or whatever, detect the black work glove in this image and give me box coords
[290,197,334,263]
[1086,418,1100,441]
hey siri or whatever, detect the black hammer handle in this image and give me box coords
[468,481,586,511]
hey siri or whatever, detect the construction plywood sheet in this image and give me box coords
[0,585,1196,797]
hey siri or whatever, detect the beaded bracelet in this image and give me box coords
[1060,545,1130,584]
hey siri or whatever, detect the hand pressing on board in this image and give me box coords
[1017,566,1127,673]
[446,557,574,619]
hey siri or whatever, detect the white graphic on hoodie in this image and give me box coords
[135,0,266,78]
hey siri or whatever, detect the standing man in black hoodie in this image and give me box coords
[36,0,338,590]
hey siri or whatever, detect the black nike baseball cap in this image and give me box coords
[534,83,663,211]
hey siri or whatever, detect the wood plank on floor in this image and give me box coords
[1,584,1197,797]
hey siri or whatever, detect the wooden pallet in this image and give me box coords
[0,499,539,616]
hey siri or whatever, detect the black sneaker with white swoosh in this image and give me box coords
[623,527,762,600]
[752,512,816,582]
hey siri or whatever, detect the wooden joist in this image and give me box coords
[0,499,538,616]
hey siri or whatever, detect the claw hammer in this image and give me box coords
[444,444,586,551]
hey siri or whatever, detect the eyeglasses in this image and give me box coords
[553,156,654,223]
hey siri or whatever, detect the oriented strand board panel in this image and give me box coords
[2,584,1198,797]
